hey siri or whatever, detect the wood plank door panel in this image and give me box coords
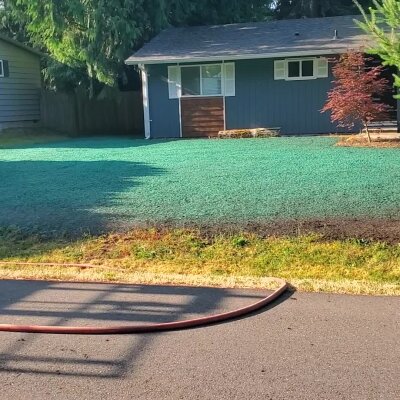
[181,97,224,137]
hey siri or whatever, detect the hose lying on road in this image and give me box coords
[0,261,288,335]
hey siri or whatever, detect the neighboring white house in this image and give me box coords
[0,33,41,131]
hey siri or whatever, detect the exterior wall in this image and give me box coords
[225,58,336,135]
[147,64,180,138]
[146,56,344,138]
[0,39,41,129]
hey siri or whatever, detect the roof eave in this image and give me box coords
[0,33,43,57]
[125,47,360,65]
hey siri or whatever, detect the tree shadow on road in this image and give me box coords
[0,280,288,379]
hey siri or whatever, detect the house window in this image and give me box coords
[181,66,201,96]
[287,59,315,79]
[301,60,314,77]
[201,65,222,95]
[0,60,4,77]
[181,64,222,96]
[274,57,328,81]
[287,59,314,78]
[287,61,300,78]
[168,63,235,99]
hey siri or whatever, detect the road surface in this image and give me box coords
[0,280,398,399]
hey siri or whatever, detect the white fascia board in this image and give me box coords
[125,48,354,65]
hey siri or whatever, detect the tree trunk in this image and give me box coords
[364,121,372,143]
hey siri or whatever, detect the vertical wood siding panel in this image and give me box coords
[148,64,180,138]
[225,58,343,134]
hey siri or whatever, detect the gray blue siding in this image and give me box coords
[0,39,41,127]
[147,64,180,138]
[226,58,336,134]
[146,56,342,138]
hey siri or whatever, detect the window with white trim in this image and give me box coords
[288,59,314,79]
[0,60,4,77]
[181,64,222,96]
[274,57,328,81]
[168,63,235,99]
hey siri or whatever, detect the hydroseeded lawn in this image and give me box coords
[0,136,399,232]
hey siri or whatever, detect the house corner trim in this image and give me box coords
[139,64,151,139]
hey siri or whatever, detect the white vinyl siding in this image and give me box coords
[274,57,328,81]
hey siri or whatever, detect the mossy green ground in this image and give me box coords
[0,136,399,232]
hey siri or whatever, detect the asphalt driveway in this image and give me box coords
[0,280,398,399]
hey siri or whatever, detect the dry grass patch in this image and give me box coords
[218,128,280,138]
[336,135,400,148]
[0,228,399,295]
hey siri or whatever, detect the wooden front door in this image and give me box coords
[181,97,224,137]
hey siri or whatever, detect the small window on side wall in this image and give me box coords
[0,60,9,78]
[287,59,314,79]
[287,60,300,78]
[301,60,314,77]
[274,57,328,81]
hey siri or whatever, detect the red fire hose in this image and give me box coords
[0,261,288,335]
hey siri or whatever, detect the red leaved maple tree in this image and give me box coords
[322,51,391,142]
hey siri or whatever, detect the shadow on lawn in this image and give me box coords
[0,280,289,379]
[0,159,165,239]
[2,136,178,150]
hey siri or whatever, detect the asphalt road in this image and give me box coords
[0,280,398,400]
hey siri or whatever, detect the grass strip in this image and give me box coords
[0,228,399,295]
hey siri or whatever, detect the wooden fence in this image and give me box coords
[41,90,144,136]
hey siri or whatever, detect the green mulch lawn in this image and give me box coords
[0,136,399,233]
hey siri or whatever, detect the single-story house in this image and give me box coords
[126,15,397,139]
[0,34,42,131]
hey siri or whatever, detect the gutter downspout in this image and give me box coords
[139,63,151,139]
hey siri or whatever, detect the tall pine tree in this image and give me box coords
[356,0,400,96]
[0,0,274,95]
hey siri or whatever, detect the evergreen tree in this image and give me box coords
[0,0,274,95]
[355,0,400,96]
[2,0,154,97]
[169,0,273,25]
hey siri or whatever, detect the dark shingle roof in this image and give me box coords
[126,15,370,65]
